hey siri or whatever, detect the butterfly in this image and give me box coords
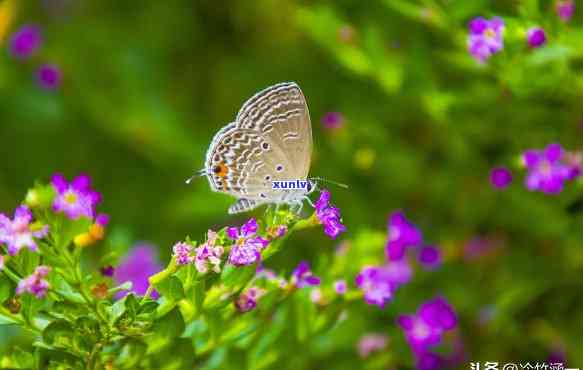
[189,82,318,214]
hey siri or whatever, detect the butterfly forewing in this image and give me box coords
[236,82,312,179]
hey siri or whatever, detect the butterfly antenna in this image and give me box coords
[310,177,349,189]
[185,169,207,185]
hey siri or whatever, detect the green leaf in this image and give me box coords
[221,265,255,289]
[115,339,147,369]
[148,307,185,353]
[11,346,35,368]
[154,275,185,302]
[42,319,75,348]
[51,274,85,304]
[0,274,13,302]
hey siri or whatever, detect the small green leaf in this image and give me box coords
[42,319,74,348]
[148,307,185,353]
[221,265,255,289]
[154,276,185,302]
[11,346,35,368]
[115,339,147,369]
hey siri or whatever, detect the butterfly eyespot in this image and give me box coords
[261,142,270,150]
[276,165,284,172]
[213,163,229,177]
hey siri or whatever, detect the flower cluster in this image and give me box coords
[16,265,51,298]
[397,297,458,370]
[522,143,582,194]
[227,218,269,266]
[467,17,505,63]
[315,190,346,240]
[7,24,62,90]
[0,205,48,256]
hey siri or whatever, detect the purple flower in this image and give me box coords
[235,287,264,313]
[194,230,224,273]
[386,211,422,261]
[37,64,62,90]
[114,245,162,299]
[315,190,346,240]
[334,279,347,294]
[100,265,115,277]
[95,213,110,227]
[357,333,388,358]
[467,17,505,63]
[16,266,51,298]
[0,205,48,256]
[173,242,194,266]
[490,167,513,189]
[527,27,547,48]
[397,297,458,351]
[51,173,102,220]
[418,245,442,270]
[321,112,344,130]
[355,266,395,308]
[556,0,575,22]
[227,218,269,266]
[291,261,321,288]
[416,351,445,370]
[9,25,42,59]
[522,143,572,194]
[563,151,583,180]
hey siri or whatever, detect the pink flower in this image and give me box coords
[0,205,48,256]
[16,266,51,298]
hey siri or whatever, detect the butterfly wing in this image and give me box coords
[204,122,294,201]
[236,82,312,180]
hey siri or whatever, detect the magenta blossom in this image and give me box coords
[490,167,513,189]
[114,245,162,299]
[51,173,101,220]
[357,333,388,358]
[397,297,458,351]
[172,242,194,266]
[418,245,442,270]
[467,16,505,63]
[556,0,575,22]
[194,230,224,273]
[227,218,269,266]
[386,211,422,261]
[235,287,265,313]
[37,64,62,90]
[291,261,320,288]
[522,143,573,194]
[334,279,347,294]
[527,27,546,48]
[315,190,346,240]
[355,266,396,308]
[321,112,344,130]
[16,266,51,298]
[0,205,48,256]
[9,25,42,59]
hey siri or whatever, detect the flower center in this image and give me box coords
[484,29,495,39]
[539,160,552,176]
[64,191,78,205]
[389,226,401,241]
[412,320,430,340]
[13,220,29,234]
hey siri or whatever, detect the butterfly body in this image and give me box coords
[197,82,315,214]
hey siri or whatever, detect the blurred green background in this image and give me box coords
[1,0,583,368]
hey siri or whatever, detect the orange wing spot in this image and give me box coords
[213,163,229,177]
